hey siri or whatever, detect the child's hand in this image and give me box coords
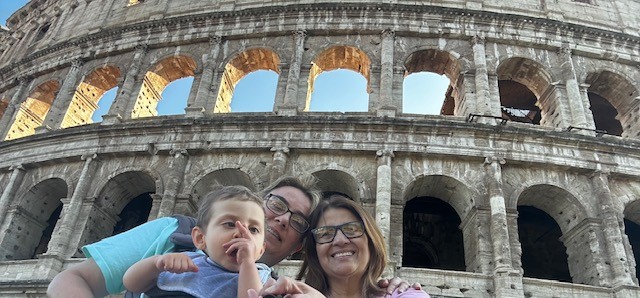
[154,253,199,273]
[223,221,261,266]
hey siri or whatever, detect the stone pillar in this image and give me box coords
[558,45,589,130]
[103,44,148,124]
[46,154,98,257]
[280,30,307,116]
[560,218,611,286]
[0,165,26,227]
[188,36,223,118]
[147,193,164,221]
[156,149,189,218]
[375,149,393,254]
[484,156,524,298]
[377,29,396,117]
[460,207,493,274]
[579,83,596,130]
[472,35,491,119]
[592,171,635,286]
[269,146,289,184]
[38,58,84,132]
[484,156,512,272]
[0,77,30,140]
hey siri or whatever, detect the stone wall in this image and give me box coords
[1,0,640,297]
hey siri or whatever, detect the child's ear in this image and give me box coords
[191,226,206,250]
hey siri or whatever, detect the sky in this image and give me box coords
[2,1,449,122]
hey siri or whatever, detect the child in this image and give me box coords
[123,185,270,298]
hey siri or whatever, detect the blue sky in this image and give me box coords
[2,1,449,121]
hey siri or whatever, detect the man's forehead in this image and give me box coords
[270,187,311,214]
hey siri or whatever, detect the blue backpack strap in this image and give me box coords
[169,215,197,252]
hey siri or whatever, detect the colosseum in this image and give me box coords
[1,0,640,297]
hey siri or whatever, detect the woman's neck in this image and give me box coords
[326,275,365,298]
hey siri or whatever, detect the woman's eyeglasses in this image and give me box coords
[265,194,310,234]
[311,221,365,244]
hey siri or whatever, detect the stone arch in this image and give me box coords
[497,57,553,126]
[0,178,67,260]
[515,184,587,234]
[61,64,121,128]
[516,184,585,283]
[190,168,256,203]
[403,49,461,115]
[214,48,281,113]
[132,54,197,118]
[306,45,371,111]
[585,70,637,137]
[311,169,361,202]
[401,175,469,271]
[5,80,60,140]
[79,170,157,248]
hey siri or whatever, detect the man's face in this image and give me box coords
[259,186,312,266]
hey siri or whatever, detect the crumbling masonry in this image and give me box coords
[1,0,640,297]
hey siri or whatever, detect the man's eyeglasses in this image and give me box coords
[311,221,365,244]
[265,194,310,234]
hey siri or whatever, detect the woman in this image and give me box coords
[254,195,429,298]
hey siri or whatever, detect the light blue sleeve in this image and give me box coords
[82,217,179,294]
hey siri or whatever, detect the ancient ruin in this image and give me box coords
[1,0,640,297]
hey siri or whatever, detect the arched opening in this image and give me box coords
[112,192,153,235]
[6,80,59,140]
[215,48,280,113]
[307,46,370,112]
[403,196,465,270]
[91,87,117,122]
[403,49,459,115]
[32,205,63,257]
[312,169,360,202]
[0,178,66,260]
[588,92,622,136]
[192,168,255,203]
[497,58,552,126]
[156,77,193,115]
[64,65,120,127]
[308,69,368,112]
[498,80,541,124]
[79,171,157,250]
[585,71,635,137]
[132,55,196,118]
[230,70,278,112]
[624,219,640,279]
[517,206,571,282]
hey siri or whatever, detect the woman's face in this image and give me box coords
[315,208,370,281]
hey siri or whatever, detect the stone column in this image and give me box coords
[375,149,394,254]
[472,36,492,119]
[46,153,98,257]
[37,58,84,132]
[103,44,148,124]
[484,156,512,272]
[579,83,596,130]
[592,171,635,287]
[280,30,307,116]
[269,146,289,184]
[484,156,524,297]
[0,77,30,140]
[188,36,223,118]
[156,149,189,218]
[147,193,164,221]
[377,29,396,117]
[558,45,589,130]
[0,165,26,227]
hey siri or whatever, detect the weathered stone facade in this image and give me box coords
[1,0,640,297]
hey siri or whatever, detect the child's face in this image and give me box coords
[192,199,266,272]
